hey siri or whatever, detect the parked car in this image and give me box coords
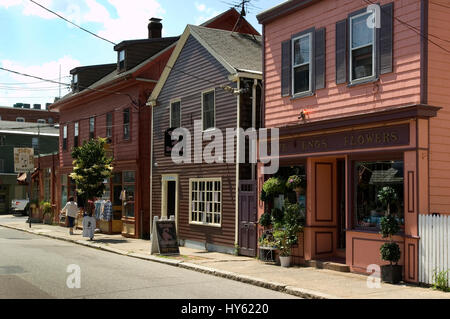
[11,199,29,216]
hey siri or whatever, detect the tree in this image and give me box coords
[69,138,113,206]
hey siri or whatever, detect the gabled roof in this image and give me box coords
[50,39,178,111]
[148,25,262,106]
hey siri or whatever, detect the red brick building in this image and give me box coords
[0,105,59,124]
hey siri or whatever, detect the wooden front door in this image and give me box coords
[305,158,338,261]
[239,181,257,257]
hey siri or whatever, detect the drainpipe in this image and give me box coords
[149,105,154,240]
[235,79,241,247]
[252,79,257,181]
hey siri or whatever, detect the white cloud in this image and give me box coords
[193,2,220,25]
[0,0,165,43]
[0,57,80,107]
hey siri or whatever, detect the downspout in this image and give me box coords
[235,78,240,247]
[252,79,257,180]
[149,104,154,240]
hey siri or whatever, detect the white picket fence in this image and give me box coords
[419,214,450,285]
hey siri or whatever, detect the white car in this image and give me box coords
[11,199,29,215]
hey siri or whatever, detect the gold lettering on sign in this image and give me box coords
[391,132,398,142]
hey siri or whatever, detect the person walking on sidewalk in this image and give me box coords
[61,197,78,235]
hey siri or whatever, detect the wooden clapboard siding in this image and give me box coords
[428,2,450,213]
[263,0,421,128]
[153,35,238,248]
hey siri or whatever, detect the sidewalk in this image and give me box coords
[1,214,448,299]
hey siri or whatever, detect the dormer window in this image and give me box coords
[119,50,125,70]
[72,73,78,91]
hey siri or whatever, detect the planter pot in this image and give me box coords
[279,255,291,268]
[381,265,402,284]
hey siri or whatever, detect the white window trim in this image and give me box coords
[16,117,25,122]
[201,89,216,132]
[169,98,181,129]
[291,32,313,97]
[189,177,222,227]
[349,11,376,84]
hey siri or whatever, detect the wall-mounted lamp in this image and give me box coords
[153,162,158,168]
[299,109,310,121]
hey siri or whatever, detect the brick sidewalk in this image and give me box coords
[1,215,448,299]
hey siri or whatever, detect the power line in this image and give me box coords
[28,0,117,46]
[362,0,450,54]
[0,66,71,87]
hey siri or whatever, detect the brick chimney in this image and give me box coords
[148,18,162,39]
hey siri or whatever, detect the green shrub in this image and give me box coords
[271,208,284,224]
[432,269,450,292]
[380,215,400,238]
[262,177,284,198]
[380,242,401,265]
[258,212,272,228]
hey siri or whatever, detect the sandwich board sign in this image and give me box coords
[14,148,34,173]
[151,216,180,255]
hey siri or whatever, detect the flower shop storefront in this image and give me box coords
[257,105,439,283]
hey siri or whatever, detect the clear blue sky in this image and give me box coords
[0,0,282,107]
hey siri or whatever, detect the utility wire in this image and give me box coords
[28,0,117,46]
[362,0,450,54]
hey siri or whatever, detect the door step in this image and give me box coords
[305,259,350,272]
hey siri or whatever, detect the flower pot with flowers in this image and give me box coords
[286,175,304,196]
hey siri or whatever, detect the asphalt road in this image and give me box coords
[0,226,298,299]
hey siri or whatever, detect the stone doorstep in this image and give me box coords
[305,260,351,273]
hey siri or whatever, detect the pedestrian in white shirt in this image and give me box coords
[61,197,78,235]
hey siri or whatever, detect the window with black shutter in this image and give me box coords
[280,27,326,99]
[336,3,394,86]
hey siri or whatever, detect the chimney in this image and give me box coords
[33,104,41,110]
[148,18,162,39]
[23,103,30,109]
[46,103,52,110]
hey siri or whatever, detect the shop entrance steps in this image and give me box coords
[305,258,350,273]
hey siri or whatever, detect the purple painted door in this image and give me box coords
[239,181,257,257]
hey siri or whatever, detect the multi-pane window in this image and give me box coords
[89,117,95,140]
[0,159,4,173]
[123,108,130,140]
[106,112,113,141]
[16,117,25,122]
[202,90,215,131]
[292,33,312,95]
[37,119,46,124]
[190,178,222,226]
[63,125,67,150]
[170,100,181,128]
[74,122,79,147]
[350,12,375,82]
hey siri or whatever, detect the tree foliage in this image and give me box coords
[69,138,113,202]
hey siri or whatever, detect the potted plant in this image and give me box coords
[286,175,304,196]
[258,211,272,229]
[377,186,398,215]
[40,201,53,225]
[262,177,284,200]
[379,210,402,284]
[273,202,304,267]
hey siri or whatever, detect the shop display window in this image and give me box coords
[355,160,404,230]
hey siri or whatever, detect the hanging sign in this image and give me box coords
[151,216,180,255]
[14,148,34,173]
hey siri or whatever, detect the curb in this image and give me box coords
[0,223,333,299]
